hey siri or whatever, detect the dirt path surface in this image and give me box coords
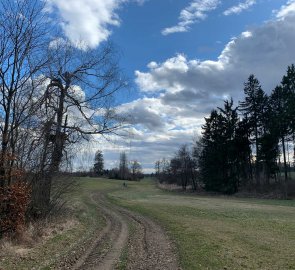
[70,193,181,270]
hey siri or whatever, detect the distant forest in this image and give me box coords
[155,64,295,198]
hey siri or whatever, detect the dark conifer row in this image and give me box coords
[155,65,295,197]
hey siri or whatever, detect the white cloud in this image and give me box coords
[138,12,295,100]
[45,0,147,49]
[162,0,220,35]
[276,0,295,19]
[223,0,256,16]
[70,0,295,172]
[241,31,253,38]
[127,1,295,171]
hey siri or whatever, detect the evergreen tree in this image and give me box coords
[239,75,268,187]
[119,152,129,180]
[281,64,295,163]
[200,109,225,192]
[259,132,279,183]
[191,138,203,190]
[269,85,291,197]
[235,118,252,187]
[93,150,104,176]
[200,99,240,194]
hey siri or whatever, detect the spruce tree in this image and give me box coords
[94,150,104,176]
[239,75,268,187]
[200,99,240,194]
[281,64,295,164]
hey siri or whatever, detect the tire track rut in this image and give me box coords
[118,208,180,270]
[70,193,180,270]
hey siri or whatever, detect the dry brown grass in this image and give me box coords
[0,211,79,267]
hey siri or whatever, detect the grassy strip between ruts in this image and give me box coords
[100,177,295,270]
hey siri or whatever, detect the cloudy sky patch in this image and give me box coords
[46,0,295,172]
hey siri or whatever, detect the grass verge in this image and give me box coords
[0,178,106,270]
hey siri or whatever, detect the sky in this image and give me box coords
[46,0,295,172]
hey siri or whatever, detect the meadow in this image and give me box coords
[104,178,295,270]
[1,177,294,270]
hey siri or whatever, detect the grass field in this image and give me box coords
[1,177,294,270]
[89,177,295,270]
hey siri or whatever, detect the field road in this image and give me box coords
[62,193,181,270]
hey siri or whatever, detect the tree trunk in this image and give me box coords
[255,124,260,188]
[281,136,288,199]
[32,80,67,216]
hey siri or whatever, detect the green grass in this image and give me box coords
[1,177,294,270]
[97,177,294,270]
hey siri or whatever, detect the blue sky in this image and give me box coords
[113,0,286,77]
[46,0,295,172]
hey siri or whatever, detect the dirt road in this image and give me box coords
[65,193,180,270]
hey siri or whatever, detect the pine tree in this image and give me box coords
[281,64,295,164]
[200,99,240,194]
[235,118,252,187]
[119,152,129,180]
[93,150,104,176]
[239,75,268,187]
[200,109,225,192]
[269,85,291,198]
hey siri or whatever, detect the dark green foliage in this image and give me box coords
[200,99,241,194]
[239,75,268,186]
[234,119,252,186]
[281,64,295,160]
[93,150,104,176]
[156,65,295,197]
[259,132,279,181]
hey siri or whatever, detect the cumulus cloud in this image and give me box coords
[45,0,147,49]
[119,98,168,131]
[276,0,295,19]
[223,0,256,16]
[138,10,295,102]
[70,1,295,172]
[126,1,295,171]
[162,0,220,35]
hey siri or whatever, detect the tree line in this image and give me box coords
[0,0,126,237]
[92,150,144,181]
[155,65,295,198]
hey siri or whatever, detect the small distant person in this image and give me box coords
[123,182,127,188]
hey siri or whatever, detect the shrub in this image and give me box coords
[0,181,31,236]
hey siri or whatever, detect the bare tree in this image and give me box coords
[177,145,192,190]
[130,160,143,181]
[155,160,161,177]
[0,0,48,187]
[0,0,127,217]
[31,40,127,214]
